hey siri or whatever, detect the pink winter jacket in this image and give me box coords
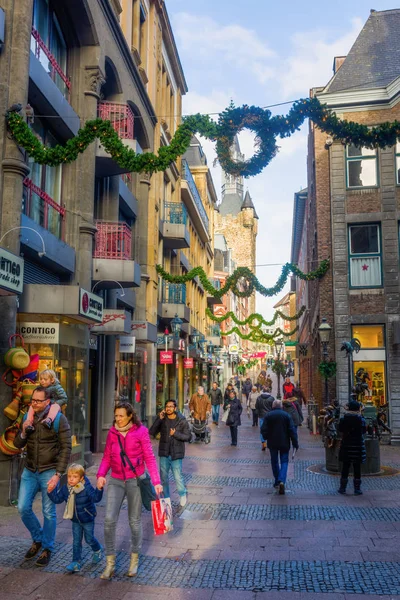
[97,424,161,486]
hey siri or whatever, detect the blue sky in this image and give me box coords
[166,1,396,319]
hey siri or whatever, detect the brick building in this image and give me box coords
[292,9,400,442]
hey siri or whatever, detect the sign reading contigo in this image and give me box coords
[18,323,60,344]
[0,247,24,295]
[79,288,103,323]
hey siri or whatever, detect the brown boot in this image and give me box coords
[261,442,267,451]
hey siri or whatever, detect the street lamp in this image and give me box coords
[170,313,183,339]
[164,326,170,403]
[318,318,332,406]
[275,338,284,399]
[191,328,200,345]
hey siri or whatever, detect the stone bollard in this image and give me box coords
[325,436,381,474]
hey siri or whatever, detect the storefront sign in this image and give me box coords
[160,351,173,364]
[119,336,136,354]
[79,288,103,323]
[229,344,239,355]
[251,352,266,359]
[184,358,194,369]
[18,322,59,344]
[0,248,24,295]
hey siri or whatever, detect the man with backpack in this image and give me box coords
[14,385,72,566]
[255,387,275,451]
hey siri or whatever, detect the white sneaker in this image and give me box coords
[179,494,187,507]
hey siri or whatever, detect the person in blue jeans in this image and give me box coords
[14,386,71,567]
[48,463,104,572]
[149,399,192,507]
[209,382,223,425]
[261,399,298,495]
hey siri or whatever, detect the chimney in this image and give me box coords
[333,56,346,74]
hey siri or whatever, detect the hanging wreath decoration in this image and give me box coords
[206,305,306,326]
[156,261,329,299]
[6,97,400,177]
[222,325,299,344]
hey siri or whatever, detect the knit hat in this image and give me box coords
[348,399,360,412]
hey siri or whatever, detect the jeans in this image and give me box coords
[252,409,258,426]
[230,426,238,446]
[342,460,361,479]
[259,417,265,442]
[104,477,142,556]
[269,449,289,485]
[212,404,220,423]
[18,468,57,551]
[72,521,101,562]
[160,456,186,498]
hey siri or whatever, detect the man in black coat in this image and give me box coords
[255,388,275,451]
[14,385,72,567]
[261,399,298,495]
[149,399,191,507]
[209,382,223,425]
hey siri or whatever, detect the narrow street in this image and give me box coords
[1,400,400,599]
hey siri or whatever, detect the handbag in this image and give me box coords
[221,407,230,423]
[151,496,173,535]
[117,436,157,510]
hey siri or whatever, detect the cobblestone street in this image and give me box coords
[1,414,400,599]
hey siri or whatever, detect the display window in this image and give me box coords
[353,361,386,407]
[352,325,384,348]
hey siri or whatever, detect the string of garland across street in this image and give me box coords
[6,97,400,177]
[205,305,306,326]
[222,325,299,344]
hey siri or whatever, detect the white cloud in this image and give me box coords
[172,13,276,85]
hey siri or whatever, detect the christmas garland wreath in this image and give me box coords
[156,261,329,299]
[206,305,306,326]
[6,97,400,177]
[222,325,299,343]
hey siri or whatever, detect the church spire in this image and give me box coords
[221,135,244,202]
[241,190,259,219]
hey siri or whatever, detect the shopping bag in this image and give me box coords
[221,407,230,423]
[151,497,173,536]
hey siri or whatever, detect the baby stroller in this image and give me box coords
[188,415,211,444]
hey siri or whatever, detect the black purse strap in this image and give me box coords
[117,435,137,476]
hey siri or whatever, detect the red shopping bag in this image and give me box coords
[151,497,173,536]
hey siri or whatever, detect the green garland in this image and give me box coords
[156,261,329,299]
[318,361,337,379]
[222,325,299,343]
[206,305,306,326]
[6,96,400,177]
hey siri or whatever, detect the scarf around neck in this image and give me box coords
[63,481,85,520]
[114,421,133,434]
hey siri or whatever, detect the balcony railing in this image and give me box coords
[162,281,186,304]
[209,277,221,291]
[164,202,188,225]
[207,324,221,337]
[98,102,134,139]
[94,221,132,260]
[31,27,71,98]
[23,177,65,239]
[181,159,209,233]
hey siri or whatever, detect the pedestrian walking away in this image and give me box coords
[255,387,274,450]
[48,463,104,573]
[209,381,223,425]
[189,386,211,439]
[282,393,303,428]
[14,385,72,567]
[248,386,260,426]
[242,377,253,402]
[338,399,366,496]
[149,399,191,507]
[96,401,163,579]
[223,389,242,446]
[261,399,298,495]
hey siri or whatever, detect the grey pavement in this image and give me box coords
[1,395,400,598]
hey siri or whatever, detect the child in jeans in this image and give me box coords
[25,369,68,432]
[48,463,105,572]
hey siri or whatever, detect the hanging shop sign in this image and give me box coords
[228,344,239,355]
[0,247,24,296]
[18,322,60,344]
[184,358,194,369]
[119,336,136,354]
[251,352,267,359]
[79,288,103,323]
[160,351,173,364]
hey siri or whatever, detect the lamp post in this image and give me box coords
[171,313,183,339]
[275,338,284,399]
[318,318,332,406]
[171,314,183,402]
[164,326,169,404]
[188,329,200,395]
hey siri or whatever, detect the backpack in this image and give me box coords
[22,411,62,433]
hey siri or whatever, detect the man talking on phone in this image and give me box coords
[149,399,191,507]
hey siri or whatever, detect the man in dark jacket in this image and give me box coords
[14,385,71,567]
[223,389,242,447]
[242,378,253,401]
[149,399,191,507]
[209,382,223,425]
[261,399,298,495]
[255,388,275,451]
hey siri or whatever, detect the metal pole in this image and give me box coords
[164,334,168,404]
[276,349,281,399]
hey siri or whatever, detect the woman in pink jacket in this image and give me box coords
[96,402,162,580]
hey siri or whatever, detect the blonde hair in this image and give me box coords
[39,369,58,383]
[68,463,85,478]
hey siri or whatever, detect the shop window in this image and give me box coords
[346,144,378,188]
[353,361,386,407]
[31,0,69,97]
[352,325,385,348]
[22,117,64,239]
[348,223,382,288]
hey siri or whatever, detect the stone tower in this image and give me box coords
[214,136,258,316]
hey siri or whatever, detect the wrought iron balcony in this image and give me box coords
[208,324,221,337]
[161,281,187,304]
[31,27,71,98]
[98,101,134,139]
[94,221,132,260]
[23,177,65,240]
[161,203,190,249]
[164,202,188,225]
[181,159,209,240]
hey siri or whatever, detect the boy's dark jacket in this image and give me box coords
[149,411,191,460]
[48,476,103,523]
